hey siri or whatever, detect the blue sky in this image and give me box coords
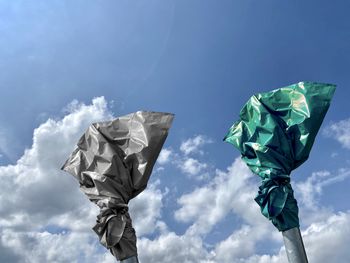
[1,1,350,262]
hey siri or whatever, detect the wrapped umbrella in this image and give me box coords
[61,111,174,262]
[224,82,335,263]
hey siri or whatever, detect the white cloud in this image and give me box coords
[179,158,208,177]
[323,118,350,149]
[157,148,172,165]
[175,158,268,236]
[303,211,350,262]
[173,156,350,263]
[1,100,350,263]
[180,135,213,156]
[138,231,212,263]
[0,97,167,262]
[160,136,213,180]
[214,225,268,262]
[129,181,165,236]
[136,158,278,262]
[294,168,350,223]
[0,229,107,263]
[294,170,331,209]
[0,97,112,231]
[245,211,350,263]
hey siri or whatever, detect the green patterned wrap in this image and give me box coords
[224,82,336,231]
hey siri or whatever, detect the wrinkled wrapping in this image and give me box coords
[224,82,335,231]
[61,111,174,260]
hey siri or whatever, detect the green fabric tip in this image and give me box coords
[224,81,336,231]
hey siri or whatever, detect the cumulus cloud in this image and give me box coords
[323,118,350,149]
[106,209,350,263]
[293,172,331,225]
[180,135,213,156]
[159,136,212,180]
[243,211,350,263]
[0,97,112,231]
[171,156,350,263]
[129,181,165,236]
[171,158,278,263]
[214,225,267,262]
[179,158,208,177]
[157,148,172,165]
[0,229,105,263]
[0,97,167,262]
[1,100,350,263]
[174,135,214,180]
[294,168,350,225]
[295,170,331,209]
[138,232,212,263]
[175,158,264,235]
[303,211,350,262]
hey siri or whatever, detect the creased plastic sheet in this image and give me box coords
[61,111,174,261]
[224,82,335,231]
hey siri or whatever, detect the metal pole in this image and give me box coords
[282,227,308,263]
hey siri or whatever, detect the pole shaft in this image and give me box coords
[282,227,308,263]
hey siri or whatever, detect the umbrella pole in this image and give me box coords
[282,227,308,263]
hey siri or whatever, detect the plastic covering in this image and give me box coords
[224,82,335,231]
[61,111,174,260]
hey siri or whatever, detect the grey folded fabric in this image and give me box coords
[61,111,174,260]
